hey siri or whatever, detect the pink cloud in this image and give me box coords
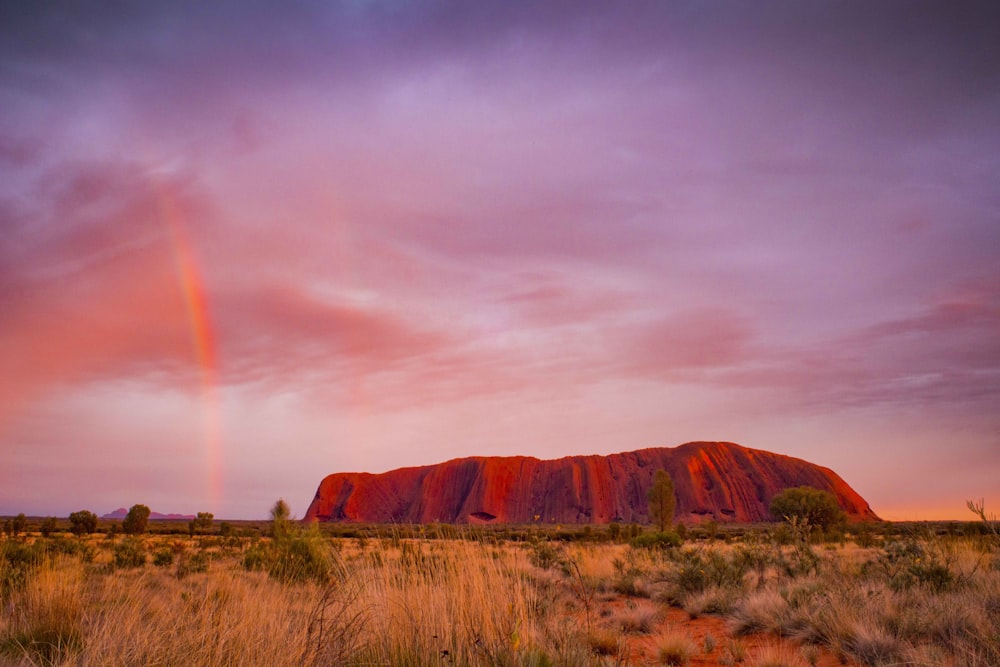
[3,2,999,518]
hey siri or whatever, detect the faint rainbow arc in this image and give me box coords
[153,189,224,512]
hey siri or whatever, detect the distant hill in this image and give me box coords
[305,441,878,524]
[102,507,195,521]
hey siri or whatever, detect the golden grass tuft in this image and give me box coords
[729,589,789,636]
[611,600,660,634]
[0,557,84,665]
[749,642,807,667]
[657,630,696,665]
[0,528,997,665]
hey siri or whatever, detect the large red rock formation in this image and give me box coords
[304,441,878,524]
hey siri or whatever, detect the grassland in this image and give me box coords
[1,519,998,666]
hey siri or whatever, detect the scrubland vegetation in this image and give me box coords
[1,510,998,666]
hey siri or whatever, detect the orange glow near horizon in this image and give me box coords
[2,3,997,521]
[156,190,224,513]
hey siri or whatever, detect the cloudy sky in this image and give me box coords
[2,1,998,520]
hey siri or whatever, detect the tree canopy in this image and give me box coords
[122,504,151,535]
[769,486,844,531]
[647,469,676,532]
[69,510,98,535]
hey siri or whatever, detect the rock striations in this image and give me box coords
[304,441,878,524]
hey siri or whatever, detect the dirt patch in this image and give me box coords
[597,597,856,666]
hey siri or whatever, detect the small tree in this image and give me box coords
[122,504,151,535]
[11,513,27,536]
[40,517,58,537]
[69,510,98,536]
[190,511,214,535]
[648,469,676,532]
[270,498,292,541]
[770,487,844,532]
[967,498,999,542]
[608,522,622,542]
[195,512,214,533]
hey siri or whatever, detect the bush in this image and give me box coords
[608,522,623,542]
[242,522,331,583]
[189,512,214,536]
[122,504,151,535]
[272,530,331,582]
[631,531,682,550]
[770,487,845,532]
[112,538,146,568]
[35,536,91,561]
[68,510,98,536]
[873,539,954,592]
[176,550,210,578]
[528,540,565,570]
[852,522,877,548]
[152,548,174,567]
[242,543,269,572]
[40,517,58,537]
[668,547,747,594]
[269,499,292,540]
[1,540,43,594]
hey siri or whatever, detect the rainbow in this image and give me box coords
[154,189,224,512]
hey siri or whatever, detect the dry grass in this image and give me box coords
[729,589,789,636]
[0,529,997,666]
[657,630,697,665]
[611,600,661,634]
[684,584,738,617]
[0,557,84,665]
[748,643,806,667]
[722,638,749,664]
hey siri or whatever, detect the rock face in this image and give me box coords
[304,441,878,524]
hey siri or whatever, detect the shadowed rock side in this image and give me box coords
[304,441,879,524]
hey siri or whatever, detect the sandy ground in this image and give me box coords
[596,598,857,666]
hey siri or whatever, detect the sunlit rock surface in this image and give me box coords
[304,441,878,524]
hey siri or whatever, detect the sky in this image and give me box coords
[1,1,998,521]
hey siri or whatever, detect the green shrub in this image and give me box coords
[242,543,269,572]
[152,548,174,567]
[39,517,58,537]
[608,522,623,542]
[1,540,43,594]
[10,514,27,537]
[852,523,878,548]
[770,487,845,532]
[122,504,150,535]
[631,531,682,550]
[270,531,330,582]
[176,550,210,578]
[36,537,91,561]
[872,539,954,592]
[68,510,97,536]
[112,538,146,568]
[668,547,747,594]
[241,525,331,583]
[528,540,565,570]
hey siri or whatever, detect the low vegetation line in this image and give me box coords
[1,500,997,666]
